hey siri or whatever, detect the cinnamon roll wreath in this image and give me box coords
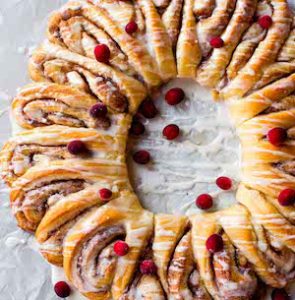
[1,0,295,299]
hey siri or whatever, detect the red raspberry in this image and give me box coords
[272,289,290,300]
[210,37,224,48]
[130,121,145,136]
[99,188,113,201]
[165,88,185,105]
[113,240,129,256]
[258,15,273,29]
[278,188,295,206]
[196,194,213,210]
[163,124,180,140]
[54,281,71,298]
[140,259,157,275]
[67,140,87,155]
[133,150,150,165]
[139,99,158,119]
[216,176,232,190]
[125,21,138,34]
[89,103,107,118]
[267,127,287,146]
[206,234,223,253]
[94,44,111,63]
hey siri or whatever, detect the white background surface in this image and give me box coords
[0,1,68,299]
[0,1,294,300]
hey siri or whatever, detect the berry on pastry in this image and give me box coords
[94,44,111,63]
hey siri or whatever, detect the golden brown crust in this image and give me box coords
[29,42,147,114]
[223,1,271,83]
[219,203,290,288]
[190,214,222,299]
[221,0,293,100]
[167,231,211,299]
[136,0,177,81]
[229,73,295,125]
[237,185,295,253]
[0,124,127,186]
[238,109,295,197]
[152,214,189,292]
[63,192,153,300]
[48,1,163,88]
[176,0,201,78]
[12,82,112,130]
[278,16,295,61]
[162,0,184,48]
[196,0,257,88]
[10,159,130,232]
[253,61,295,90]
[196,0,236,58]
[193,0,215,17]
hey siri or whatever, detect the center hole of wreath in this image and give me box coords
[127,79,241,215]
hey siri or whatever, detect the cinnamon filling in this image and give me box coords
[262,95,295,114]
[274,161,295,177]
[167,230,210,299]
[11,144,70,177]
[21,98,111,129]
[262,229,295,280]
[75,225,125,291]
[41,59,128,113]
[212,233,257,299]
[51,8,134,76]
[21,179,86,223]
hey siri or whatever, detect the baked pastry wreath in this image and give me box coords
[1,0,295,298]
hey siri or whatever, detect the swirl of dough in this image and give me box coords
[152,214,190,293]
[251,16,295,90]
[191,213,258,300]
[196,0,258,88]
[238,109,295,200]
[221,190,295,288]
[48,0,165,87]
[10,159,129,232]
[229,73,295,124]
[63,192,153,299]
[36,187,131,266]
[197,0,237,58]
[90,0,177,81]
[133,0,177,81]
[167,231,211,299]
[0,123,128,186]
[29,42,147,113]
[12,82,114,130]
[221,0,293,99]
[224,1,271,83]
[162,0,184,48]
[48,1,135,76]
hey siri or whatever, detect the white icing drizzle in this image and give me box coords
[128,78,241,216]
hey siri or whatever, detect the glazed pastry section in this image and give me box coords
[0,0,295,299]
